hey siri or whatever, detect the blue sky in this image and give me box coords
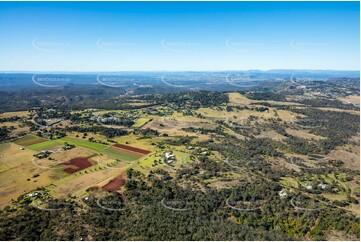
[0,1,359,71]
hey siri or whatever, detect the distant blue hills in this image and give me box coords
[0,70,359,92]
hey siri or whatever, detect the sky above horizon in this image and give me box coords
[0,1,359,72]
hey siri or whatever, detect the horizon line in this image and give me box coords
[0,69,360,74]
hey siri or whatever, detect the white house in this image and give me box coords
[318,183,327,189]
[305,185,313,190]
[278,190,287,197]
[163,152,175,163]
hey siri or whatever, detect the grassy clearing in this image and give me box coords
[286,128,326,141]
[56,137,108,151]
[0,121,30,136]
[0,142,62,207]
[327,146,360,170]
[227,92,252,105]
[0,111,29,118]
[137,149,165,168]
[112,134,157,151]
[138,154,157,167]
[102,147,142,161]
[14,135,47,146]
[0,143,37,171]
[133,117,151,127]
[308,107,359,115]
[145,113,214,138]
[338,95,360,105]
[279,177,299,189]
[172,151,191,168]
[256,131,285,141]
[27,140,61,151]
[322,193,347,201]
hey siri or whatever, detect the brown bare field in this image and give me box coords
[50,147,94,163]
[61,156,95,174]
[102,174,126,191]
[113,144,151,155]
[52,162,130,199]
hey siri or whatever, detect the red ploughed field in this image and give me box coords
[102,174,126,191]
[61,156,94,174]
[113,144,151,155]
